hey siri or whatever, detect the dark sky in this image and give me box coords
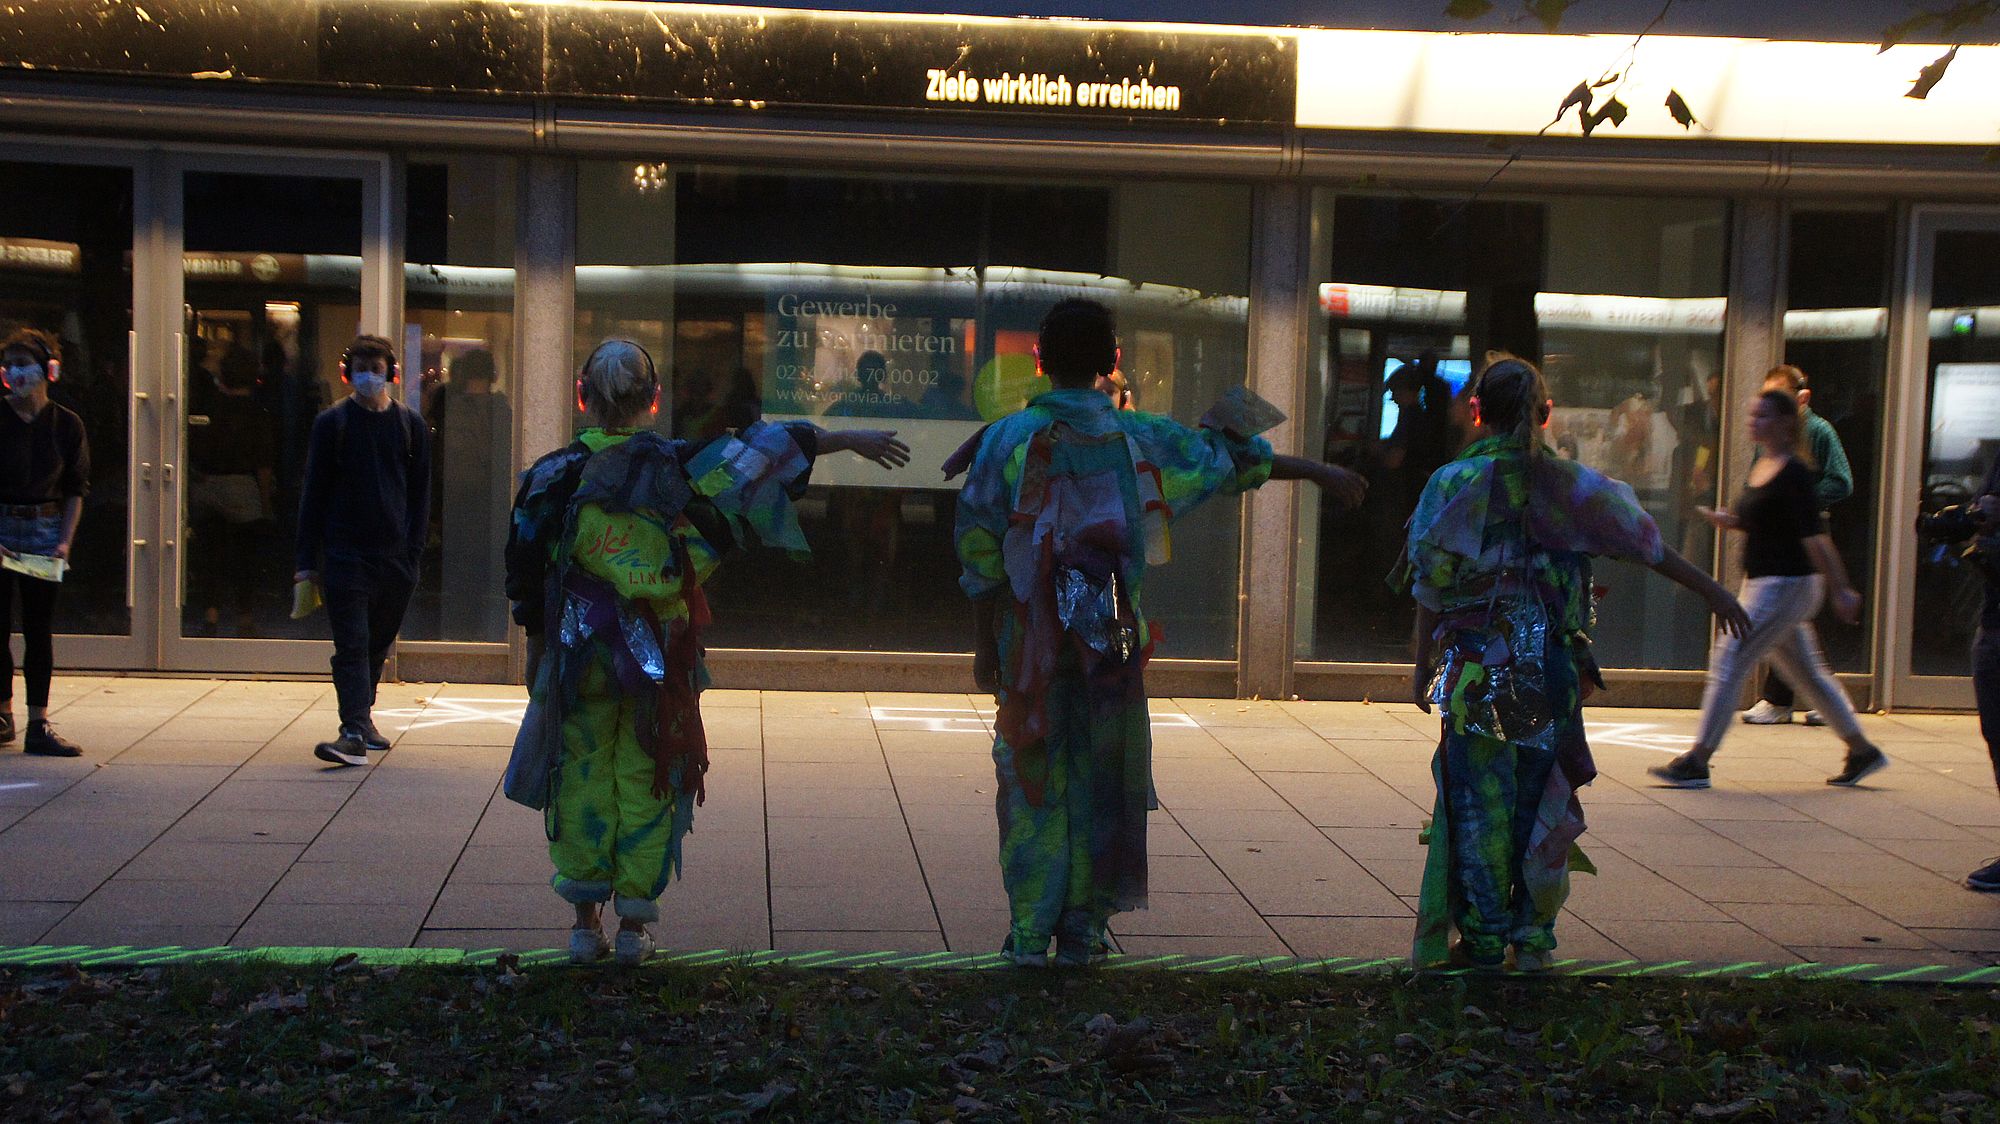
[640,2,1942,44]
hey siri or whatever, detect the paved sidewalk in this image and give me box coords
[1,677,1996,967]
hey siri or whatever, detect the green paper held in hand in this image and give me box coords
[290,578,322,619]
[0,552,65,583]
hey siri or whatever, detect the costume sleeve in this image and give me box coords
[294,408,336,573]
[954,422,1017,600]
[504,450,580,634]
[1130,413,1275,518]
[1810,417,1853,509]
[1525,456,1666,566]
[682,419,815,557]
[776,421,820,499]
[405,407,432,565]
[1400,461,1476,612]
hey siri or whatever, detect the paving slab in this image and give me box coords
[0,678,1994,968]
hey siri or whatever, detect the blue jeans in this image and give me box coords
[321,552,416,732]
[0,512,61,556]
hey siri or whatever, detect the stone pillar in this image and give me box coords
[1237,182,1311,700]
[509,154,576,681]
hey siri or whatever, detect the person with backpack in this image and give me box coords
[294,334,430,767]
[952,298,1368,968]
[1399,357,1749,972]
[505,339,907,965]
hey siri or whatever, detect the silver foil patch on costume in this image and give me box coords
[1056,566,1138,663]
[559,594,595,649]
[623,611,667,682]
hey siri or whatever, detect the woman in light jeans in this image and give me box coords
[1651,388,1886,790]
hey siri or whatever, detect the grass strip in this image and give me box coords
[3,954,1996,1121]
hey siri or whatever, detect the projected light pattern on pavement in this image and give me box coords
[870,706,1200,734]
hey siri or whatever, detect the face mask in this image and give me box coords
[3,362,43,398]
[351,371,389,399]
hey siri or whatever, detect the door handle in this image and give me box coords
[127,330,138,611]
[140,462,153,483]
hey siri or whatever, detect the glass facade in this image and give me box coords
[0,164,133,638]
[402,156,518,644]
[1913,227,2000,677]
[574,165,1255,658]
[181,171,363,643]
[1297,192,1731,670]
[1782,208,1893,675]
[10,138,1993,701]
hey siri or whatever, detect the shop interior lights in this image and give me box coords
[631,162,669,193]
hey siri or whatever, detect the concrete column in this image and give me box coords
[1237,182,1311,700]
[1717,199,1786,593]
[1709,198,1786,707]
[508,154,576,681]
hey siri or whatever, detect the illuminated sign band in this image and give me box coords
[1296,29,2000,146]
[0,0,1294,127]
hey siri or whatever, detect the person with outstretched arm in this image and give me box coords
[953,298,1368,968]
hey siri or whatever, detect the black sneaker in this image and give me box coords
[313,729,369,767]
[1827,747,1889,787]
[356,720,391,753]
[1647,753,1711,789]
[23,720,81,757]
[0,711,13,745]
[1965,857,2000,893]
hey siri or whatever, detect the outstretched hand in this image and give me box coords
[1708,588,1753,638]
[1831,586,1863,626]
[1696,505,1741,531]
[1316,463,1368,510]
[838,429,912,469]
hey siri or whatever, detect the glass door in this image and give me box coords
[0,146,151,670]
[158,154,393,674]
[1884,207,2000,708]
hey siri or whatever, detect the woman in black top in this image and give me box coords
[1651,388,1882,789]
[0,327,87,757]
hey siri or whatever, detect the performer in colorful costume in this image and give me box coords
[506,340,907,965]
[953,299,1367,967]
[1398,357,1747,972]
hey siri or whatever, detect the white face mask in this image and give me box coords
[3,362,44,399]
[351,371,389,399]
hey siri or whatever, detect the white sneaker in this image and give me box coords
[1740,701,1794,725]
[568,927,609,964]
[1803,710,1826,727]
[614,927,655,967]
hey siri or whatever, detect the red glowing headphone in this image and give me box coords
[4,332,61,384]
[575,340,660,416]
[338,337,401,385]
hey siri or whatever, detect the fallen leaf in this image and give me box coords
[244,989,307,1017]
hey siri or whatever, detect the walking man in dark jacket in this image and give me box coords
[294,334,430,766]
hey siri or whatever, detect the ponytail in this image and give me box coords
[1469,356,1551,455]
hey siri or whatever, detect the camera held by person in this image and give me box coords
[1916,495,2000,585]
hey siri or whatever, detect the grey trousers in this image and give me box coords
[1695,574,1862,751]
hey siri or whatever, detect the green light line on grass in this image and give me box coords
[0,944,1990,985]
